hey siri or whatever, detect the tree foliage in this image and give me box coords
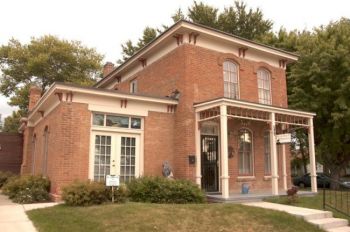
[2,110,22,133]
[119,1,273,62]
[289,18,350,178]
[0,35,103,113]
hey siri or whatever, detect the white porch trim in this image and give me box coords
[220,105,230,198]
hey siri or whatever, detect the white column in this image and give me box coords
[282,144,288,191]
[270,112,279,195]
[195,112,202,186]
[308,118,317,193]
[220,105,230,199]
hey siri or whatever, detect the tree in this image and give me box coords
[2,111,22,133]
[289,18,350,180]
[217,1,272,40]
[118,1,274,63]
[0,35,103,113]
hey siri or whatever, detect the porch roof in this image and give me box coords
[194,97,315,127]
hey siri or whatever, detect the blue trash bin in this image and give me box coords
[241,183,250,194]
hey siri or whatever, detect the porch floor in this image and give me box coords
[207,190,316,203]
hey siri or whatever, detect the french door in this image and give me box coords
[92,132,140,183]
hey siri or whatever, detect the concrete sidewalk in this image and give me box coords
[244,202,350,232]
[0,194,59,232]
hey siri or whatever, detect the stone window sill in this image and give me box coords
[236,176,256,182]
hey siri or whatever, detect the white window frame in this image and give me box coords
[130,79,138,93]
[223,61,240,99]
[238,128,254,176]
[257,68,272,105]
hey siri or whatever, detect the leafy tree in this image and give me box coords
[172,8,186,22]
[188,1,218,28]
[2,111,22,133]
[0,35,103,113]
[217,1,272,40]
[289,18,350,180]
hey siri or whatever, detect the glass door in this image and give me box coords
[92,133,140,183]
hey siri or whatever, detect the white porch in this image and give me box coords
[194,98,317,199]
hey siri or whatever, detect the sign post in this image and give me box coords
[106,175,120,203]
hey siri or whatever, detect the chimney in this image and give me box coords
[103,62,114,77]
[28,85,42,111]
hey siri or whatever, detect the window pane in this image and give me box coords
[93,113,104,126]
[93,135,112,181]
[223,61,239,99]
[238,129,253,175]
[106,115,129,128]
[131,118,141,129]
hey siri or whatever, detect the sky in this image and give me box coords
[0,0,349,119]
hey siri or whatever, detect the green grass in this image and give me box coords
[27,202,324,232]
[265,190,350,221]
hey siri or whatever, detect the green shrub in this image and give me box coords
[2,175,50,203]
[127,176,206,204]
[62,181,128,206]
[0,171,15,188]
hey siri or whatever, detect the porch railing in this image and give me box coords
[323,177,350,217]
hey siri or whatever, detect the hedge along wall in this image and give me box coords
[0,132,23,174]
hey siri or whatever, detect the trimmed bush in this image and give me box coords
[62,181,128,206]
[127,176,206,204]
[2,175,50,203]
[0,171,15,188]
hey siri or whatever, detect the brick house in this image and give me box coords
[20,20,318,199]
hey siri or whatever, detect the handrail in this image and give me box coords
[323,176,350,218]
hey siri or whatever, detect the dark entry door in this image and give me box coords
[201,135,219,192]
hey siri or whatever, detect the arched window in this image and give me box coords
[223,61,239,99]
[257,69,271,105]
[264,131,271,175]
[31,134,37,175]
[42,126,49,175]
[238,128,253,175]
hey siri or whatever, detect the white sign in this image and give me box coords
[276,133,292,144]
[106,175,120,187]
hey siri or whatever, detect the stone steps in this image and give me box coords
[243,202,350,232]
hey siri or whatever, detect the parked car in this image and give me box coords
[292,173,330,188]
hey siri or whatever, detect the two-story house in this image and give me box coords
[20,20,318,200]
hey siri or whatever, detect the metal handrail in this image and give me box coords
[323,176,350,218]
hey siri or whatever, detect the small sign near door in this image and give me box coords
[276,133,292,144]
[106,175,120,187]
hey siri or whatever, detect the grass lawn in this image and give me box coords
[27,202,324,232]
[265,190,350,221]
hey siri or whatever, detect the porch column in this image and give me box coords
[195,112,202,186]
[282,144,288,191]
[270,112,279,195]
[308,118,317,193]
[220,104,230,199]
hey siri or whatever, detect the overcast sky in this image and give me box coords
[0,0,349,119]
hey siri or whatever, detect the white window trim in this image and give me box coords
[257,68,272,105]
[223,61,240,100]
[130,79,138,93]
[237,128,255,176]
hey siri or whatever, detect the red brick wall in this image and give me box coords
[144,111,174,176]
[113,43,291,191]
[22,102,91,196]
[0,133,23,174]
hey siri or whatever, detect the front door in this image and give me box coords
[201,135,219,192]
[92,132,140,183]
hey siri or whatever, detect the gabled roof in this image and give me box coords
[95,20,299,88]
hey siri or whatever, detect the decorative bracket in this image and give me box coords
[238,47,248,58]
[138,58,147,68]
[55,92,63,101]
[189,32,199,45]
[279,59,287,69]
[120,99,128,108]
[173,34,183,46]
[167,105,176,113]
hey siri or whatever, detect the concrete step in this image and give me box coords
[303,211,333,220]
[327,226,350,232]
[308,218,348,230]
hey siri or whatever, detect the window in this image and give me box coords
[257,69,272,105]
[130,79,138,93]
[264,131,271,175]
[31,134,37,175]
[238,129,253,175]
[94,135,111,181]
[42,126,49,175]
[223,61,239,99]
[92,113,142,129]
[106,115,129,128]
[120,137,136,183]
